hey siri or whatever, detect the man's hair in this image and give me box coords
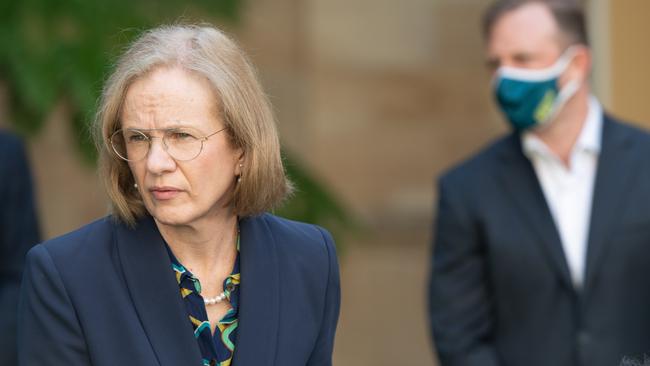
[482,0,589,47]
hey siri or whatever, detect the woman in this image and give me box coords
[18,25,340,366]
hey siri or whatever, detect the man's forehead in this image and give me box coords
[486,2,562,55]
[488,2,559,43]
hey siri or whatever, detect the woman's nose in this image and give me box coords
[145,137,176,174]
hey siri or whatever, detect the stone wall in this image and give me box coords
[240,0,503,230]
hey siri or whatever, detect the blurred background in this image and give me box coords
[1,0,649,364]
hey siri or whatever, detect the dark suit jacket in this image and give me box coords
[18,213,340,366]
[429,115,650,366]
[0,132,40,366]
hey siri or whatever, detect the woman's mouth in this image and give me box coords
[149,187,182,200]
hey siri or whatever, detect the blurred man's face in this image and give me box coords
[486,3,564,74]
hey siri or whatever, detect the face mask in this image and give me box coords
[493,47,581,131]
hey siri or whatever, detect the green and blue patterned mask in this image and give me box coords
[493,48,580,131]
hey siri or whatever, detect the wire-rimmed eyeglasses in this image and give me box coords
[109,127,227,162]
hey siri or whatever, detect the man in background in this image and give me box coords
[429,1,650,365]
[0,131,40,365]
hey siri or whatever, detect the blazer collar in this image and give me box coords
[114,215,203,366]
[115,214,282,366]
[583,115,638,291]
[232,214,280,366]
[497,115,639,292]
[497,133,573,290]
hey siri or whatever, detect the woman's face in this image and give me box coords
[120,66,243,227]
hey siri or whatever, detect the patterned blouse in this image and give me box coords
[167,237,241,366]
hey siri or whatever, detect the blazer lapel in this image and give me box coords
[497,134,574,289]
[114,216,203,366]
[584,117,638,291]
[232,214,280,366]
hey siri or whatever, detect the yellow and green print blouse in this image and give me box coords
[167,238,241,366]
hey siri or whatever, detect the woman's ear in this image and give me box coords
[235,151,245,176]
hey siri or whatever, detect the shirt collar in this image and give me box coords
[522,95,603,158]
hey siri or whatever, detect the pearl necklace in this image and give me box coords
[204,291,227,305]
[204,283,236,306]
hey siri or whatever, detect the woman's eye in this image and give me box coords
[127,133,147,142]
[169,131,194,140]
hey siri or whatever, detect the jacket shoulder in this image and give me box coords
[0,132,30,176]
[0,131,24,154]
[439,133,516,186]
[256,213,336,265]
[607,115,650,145]
[259,213,334,248]
[35,216,115,262]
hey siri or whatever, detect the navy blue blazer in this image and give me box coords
[430,115,650,366]
[18,213,340,366]
[0,131,40,366]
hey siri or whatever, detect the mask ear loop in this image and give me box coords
[537,47,583,127]
[540,79,581,127]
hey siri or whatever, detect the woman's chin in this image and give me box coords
[145,200,231,227]
[148,207,193,227]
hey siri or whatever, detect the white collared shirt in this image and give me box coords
[521,96,603,287]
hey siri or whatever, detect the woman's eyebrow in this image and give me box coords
[123,123,195,132]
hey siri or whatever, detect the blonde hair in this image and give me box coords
[94,24,292,225]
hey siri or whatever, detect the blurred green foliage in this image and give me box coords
[278,155,355,253]
[0,0,353,243]
[0,0,239,162]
